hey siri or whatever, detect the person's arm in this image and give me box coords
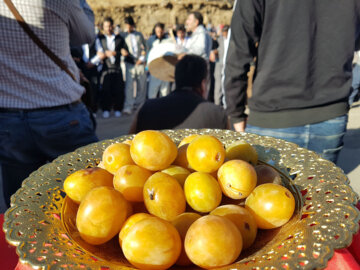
[223,0,263,131]
[91,37,105,64]
[68,0,95,46]
[121,38,130,57]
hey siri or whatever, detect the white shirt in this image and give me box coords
[0,0,95,109]
[185,25,212,60]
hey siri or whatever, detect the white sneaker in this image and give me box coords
[114,111,122,117]
[102,111,110,118]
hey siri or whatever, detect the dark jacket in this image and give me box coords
[98,34,128,71]
[224,0,360,128]
[135,88,228,132]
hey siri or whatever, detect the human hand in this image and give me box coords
[135,59,144,65]
[177,53,186,60]
[86,62,95,69]
[209,51,217,62]
[233,121,246,132]
[105,50,115,58]
[97,51,106,60]
[121,48,129,57]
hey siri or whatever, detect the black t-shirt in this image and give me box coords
[135,89,228,132]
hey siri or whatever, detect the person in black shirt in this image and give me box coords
[130,54,228,133]
[224,0,360,163]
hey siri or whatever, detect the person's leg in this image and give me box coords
[245,125,308,149]
[246,115,348,164]
[159,81,171,97]
[307,115,348,164]
[350,64,360,105]
[113,72,125,112]
[88,68,100,113]
[148,75,161,99]
[100,72,112,113]
[0,111,47,207]
[124,63,135,113]
[29,103,98,161]
[1,162,42,206]
[134,65,147,109]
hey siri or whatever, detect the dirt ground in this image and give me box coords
[87,0,234,35]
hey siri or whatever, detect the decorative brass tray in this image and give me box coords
[3,129,360,269]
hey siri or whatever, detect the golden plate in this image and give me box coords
[3,129,360,269]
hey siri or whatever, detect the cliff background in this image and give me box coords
[87,0,234,35]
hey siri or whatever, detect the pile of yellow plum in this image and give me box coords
[63,130,295,270]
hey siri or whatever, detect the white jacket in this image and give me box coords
[185,25,212,60]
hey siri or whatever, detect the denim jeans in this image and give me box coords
[147,75,170,99]
[0,102,98,206]
[245,115,348,164]
[124,63,147,111]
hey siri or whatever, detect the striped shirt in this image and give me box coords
[0,0,95,109]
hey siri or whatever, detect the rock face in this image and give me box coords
[87,0,234,35]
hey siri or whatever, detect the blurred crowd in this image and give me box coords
[70,13,231,119]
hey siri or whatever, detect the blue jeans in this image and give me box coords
[350,63,360,105]
[0,102,98,207]
[245,115,348,164]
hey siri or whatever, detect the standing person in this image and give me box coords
[147,22,171,99]
[95,17,129,118]
[80,40,101,114]
[122,16,147,115]
[224,0,360,164]
[183,11,212,60]
[0,0,98,206]
[213,25,229,106]
[175,24,188,47]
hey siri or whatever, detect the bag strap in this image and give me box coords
[3,0,77,81]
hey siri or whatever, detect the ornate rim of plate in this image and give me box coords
[3,129,360,270]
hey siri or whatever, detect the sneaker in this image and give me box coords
[102,111,110,118]
[114,111,122,117]
[122,108,132,115]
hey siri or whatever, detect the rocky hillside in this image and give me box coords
[87,0,234,35]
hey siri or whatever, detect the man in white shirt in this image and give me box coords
[94,17,129,118]
[0,0,98,207]
[121,16,147,115]
[184,11,212,60]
